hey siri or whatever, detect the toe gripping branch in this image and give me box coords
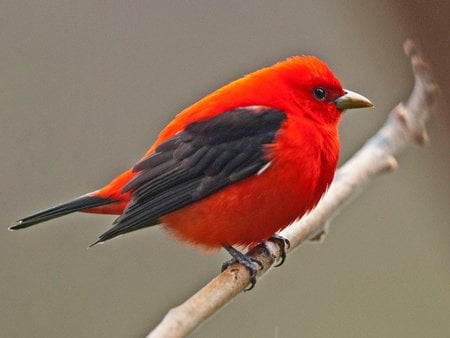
[221,235,290,291]
[268,235,290,267]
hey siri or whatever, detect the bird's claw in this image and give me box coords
[267,235,290,267]
[222,245,263,291]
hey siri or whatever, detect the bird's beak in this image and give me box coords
[335,89,374,110]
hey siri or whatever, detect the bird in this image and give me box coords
[11,56,372,286]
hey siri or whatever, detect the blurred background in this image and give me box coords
[1,1,448,337]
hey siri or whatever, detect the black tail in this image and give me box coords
[10,195,114,230]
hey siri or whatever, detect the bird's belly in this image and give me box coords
[161,157,327,249]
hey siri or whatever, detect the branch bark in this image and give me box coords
[147,40,438,338]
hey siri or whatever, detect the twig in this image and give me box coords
[147,40,438,338]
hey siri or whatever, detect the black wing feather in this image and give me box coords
[94,106,286,244]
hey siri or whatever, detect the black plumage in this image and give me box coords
[11,195,114,230]
[93,106,286,244]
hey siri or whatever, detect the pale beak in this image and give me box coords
[335,89,374,110]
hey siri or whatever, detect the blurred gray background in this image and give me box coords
[1,1,449,337]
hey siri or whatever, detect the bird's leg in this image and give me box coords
[221,245,263,291]
[267,234,290,267]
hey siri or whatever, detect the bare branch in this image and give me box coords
[147,40,438,338]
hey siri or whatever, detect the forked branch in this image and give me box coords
[147,40,438,338]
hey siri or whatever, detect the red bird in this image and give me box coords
[11,56,372,282]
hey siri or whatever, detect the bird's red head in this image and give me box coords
[148,55,373,156]
[269,56,346,125]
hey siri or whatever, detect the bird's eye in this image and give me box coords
[313,87,327,101]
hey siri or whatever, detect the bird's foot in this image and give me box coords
[221,245,263,291]
[267,234,290,267]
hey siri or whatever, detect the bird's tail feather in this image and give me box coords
[10,195,114,230]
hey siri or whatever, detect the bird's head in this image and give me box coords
[272,56,373,125]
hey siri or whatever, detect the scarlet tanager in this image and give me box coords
[11,56,372,282]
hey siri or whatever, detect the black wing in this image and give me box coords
[92,106,286,244]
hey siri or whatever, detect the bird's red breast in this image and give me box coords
[162,116,339,248]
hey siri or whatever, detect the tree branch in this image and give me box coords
[147,40,439,338]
